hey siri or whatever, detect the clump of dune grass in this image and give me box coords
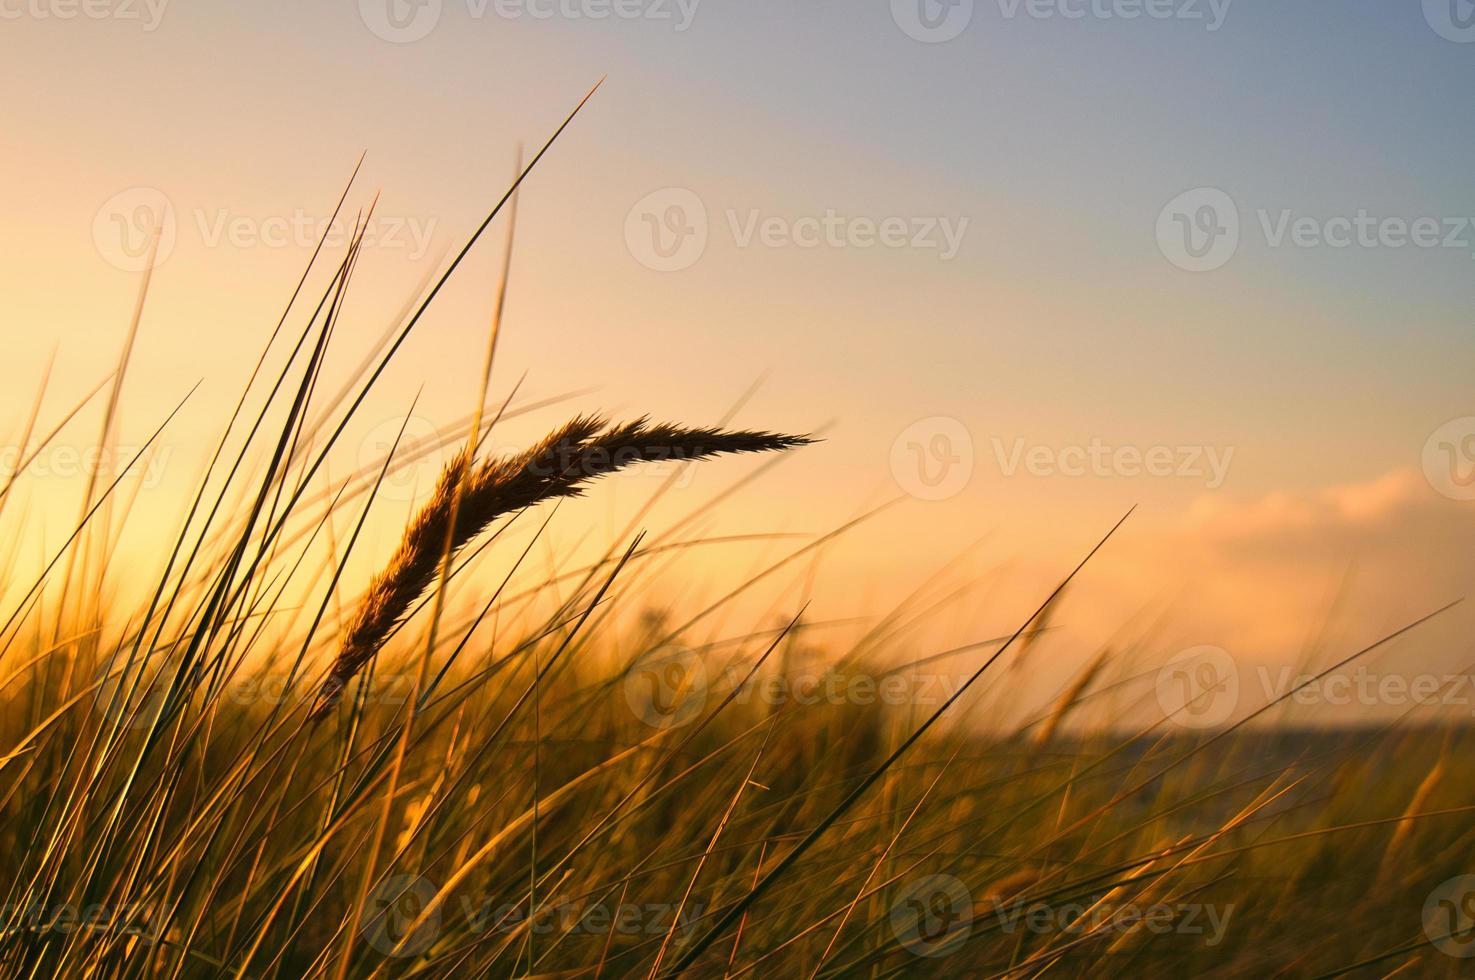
[3,83,1475,980]
[312,415,811,716]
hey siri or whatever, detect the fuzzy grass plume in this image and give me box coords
[311,414,811,716]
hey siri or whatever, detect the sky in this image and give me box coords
[2,0,1474,723]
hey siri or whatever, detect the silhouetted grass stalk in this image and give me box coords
[311,417,811,717]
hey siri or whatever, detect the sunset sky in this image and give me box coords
[3,1,1474,719]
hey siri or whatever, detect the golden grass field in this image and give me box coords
[4,100,1475,979]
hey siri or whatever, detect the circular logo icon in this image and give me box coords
[362,874,440,957]
[1156,646,1239,728]
[359,0,443,42]
[891,0,974,43]
[1424,875,1475,956]
[93,188,177,272]
[1424,0,1475,42]
[359,415,446,503]
[890,417,973,501]
[624,188,708,272]
[623,645,707,729]
[1422,417,1475,501]
[93,645,168,732]
[890,874,972,957]
[1156,188,1239,272]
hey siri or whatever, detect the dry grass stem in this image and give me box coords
[311,415,811,716]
